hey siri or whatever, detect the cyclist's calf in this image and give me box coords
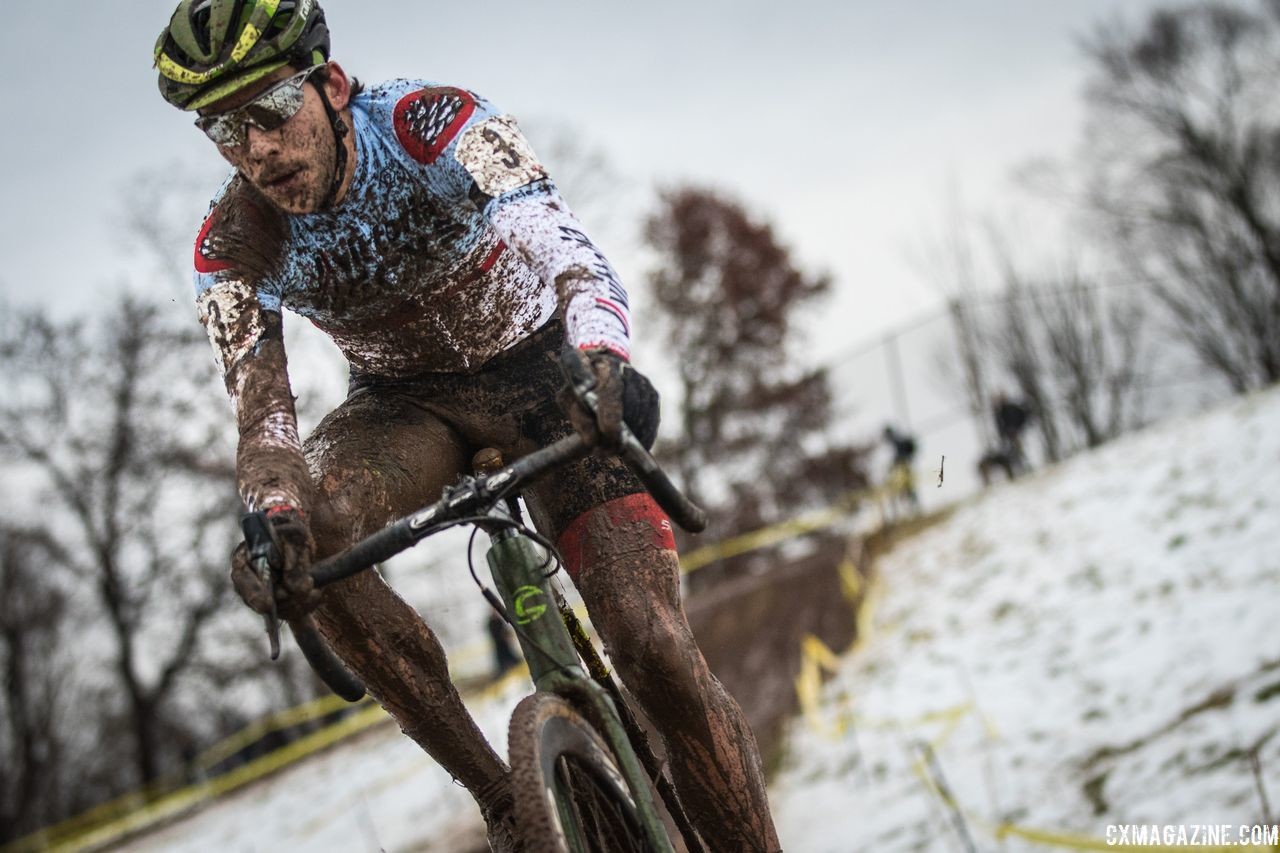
[567,495,783,851]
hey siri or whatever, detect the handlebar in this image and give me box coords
[240,513,368,701]
[242,347,706,700]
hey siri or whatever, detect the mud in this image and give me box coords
[226,312,312,512]
[214,72,351,216]
[574,510,781,852]
[201,176,289,286]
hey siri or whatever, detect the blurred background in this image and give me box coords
[2,0,1277,849]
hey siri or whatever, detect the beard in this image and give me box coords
[238,114,339,215]
[251,159,329,214]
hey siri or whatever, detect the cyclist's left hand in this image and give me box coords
[560,349,660,450]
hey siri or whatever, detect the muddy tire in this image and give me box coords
[508,692,656,853]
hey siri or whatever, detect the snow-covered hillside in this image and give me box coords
[116,387,1279,852]
[771,387,1280,851]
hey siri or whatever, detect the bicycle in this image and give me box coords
[240,349,709,853]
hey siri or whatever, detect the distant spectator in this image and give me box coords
[882,425,920,517]
[992,392,1032,475]
[486,612,521,680]
[977,447,1016,487]
[977,392,1033,487]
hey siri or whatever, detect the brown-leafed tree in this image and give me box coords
[644,187,869,583]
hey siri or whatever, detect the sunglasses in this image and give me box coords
[195,65,324,147]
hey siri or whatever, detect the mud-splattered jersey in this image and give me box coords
[191,80,632,512]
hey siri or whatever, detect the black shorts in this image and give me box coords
[343,319,644,538]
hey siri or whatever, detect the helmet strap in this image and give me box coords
[314,78,349,211]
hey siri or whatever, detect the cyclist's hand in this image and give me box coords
[229,507,322,621]
[559,349,660,450]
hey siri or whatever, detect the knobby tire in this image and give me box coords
[508,692,661,853]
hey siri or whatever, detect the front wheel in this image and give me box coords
[508,692,667,853]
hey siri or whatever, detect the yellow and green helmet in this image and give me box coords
[155,0,330,111]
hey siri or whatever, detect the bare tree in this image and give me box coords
[1081,0,1280,392]
[973,269,1150,458]
[1033,274,1148,447]
[0,526,71,841]
[0,297,246,789]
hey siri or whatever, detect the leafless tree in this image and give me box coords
[1033,275,1148,448]
[0,526,71,841]
[0,297,244,787]
[1081,0,1280,392]
[0,291,327,844]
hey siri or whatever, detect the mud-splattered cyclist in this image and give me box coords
[153,1,781,850]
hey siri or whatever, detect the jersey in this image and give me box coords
[192,80,632,512]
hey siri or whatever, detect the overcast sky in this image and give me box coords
[0,0,1173,358]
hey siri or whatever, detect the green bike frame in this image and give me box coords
[485,529,674,853]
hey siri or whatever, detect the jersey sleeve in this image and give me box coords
[193,191,311,514]
[389,83,632,359]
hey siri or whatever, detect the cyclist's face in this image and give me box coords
[201,63,348,214]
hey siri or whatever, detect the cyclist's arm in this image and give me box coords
[193,209,311,515]
[477,168,631,359]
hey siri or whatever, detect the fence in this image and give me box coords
[818,280,1234,508]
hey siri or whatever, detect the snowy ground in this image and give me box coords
[115,387,1280,852]
[770,387,1280,851]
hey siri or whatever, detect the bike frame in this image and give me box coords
[483,523,673,852]
[242,347,711,850]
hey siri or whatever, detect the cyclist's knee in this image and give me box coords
[615,608,701,692]
[300,396,467,550]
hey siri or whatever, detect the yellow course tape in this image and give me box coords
[910,752,1271,852]
[17,485,883,851]
[829,532,1264,853]
[680,487,877,574]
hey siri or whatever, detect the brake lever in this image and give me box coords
[241,512,283,660]
[557,347,708,532]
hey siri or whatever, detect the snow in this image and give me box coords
[770,386,1280,851]
[116,386,1280,852]
[124,677,527,853]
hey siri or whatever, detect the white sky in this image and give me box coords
[0,0,1174,359]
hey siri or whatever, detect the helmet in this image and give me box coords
[155,0,330,111]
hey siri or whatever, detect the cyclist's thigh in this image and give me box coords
[524,450,646,542]
[303,386,468,552]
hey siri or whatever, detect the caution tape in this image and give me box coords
[4,659,533,853]
[680,486,882,574]
[15,484,884,851]
[909,750,1270,852]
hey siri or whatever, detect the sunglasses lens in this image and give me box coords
[194,68,314,147]
[196,115,244,147]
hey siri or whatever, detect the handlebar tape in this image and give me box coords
[291,616,367,702]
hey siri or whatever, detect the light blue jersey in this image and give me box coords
[192,80,632,511]
[195,79,630,379]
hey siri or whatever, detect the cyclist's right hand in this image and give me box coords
[230,505,322,621]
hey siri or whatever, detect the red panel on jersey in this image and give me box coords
[194,212,231,274]
[393,87,477,165]
[479,240,506,273]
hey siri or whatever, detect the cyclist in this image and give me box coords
[154,1,780,850]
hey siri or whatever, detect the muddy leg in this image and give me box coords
[573,502,782,853]
[300,392,517,838]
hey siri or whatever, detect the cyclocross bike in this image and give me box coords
[240,350,709,853]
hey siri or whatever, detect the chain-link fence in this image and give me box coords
[820,283,1235,509]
